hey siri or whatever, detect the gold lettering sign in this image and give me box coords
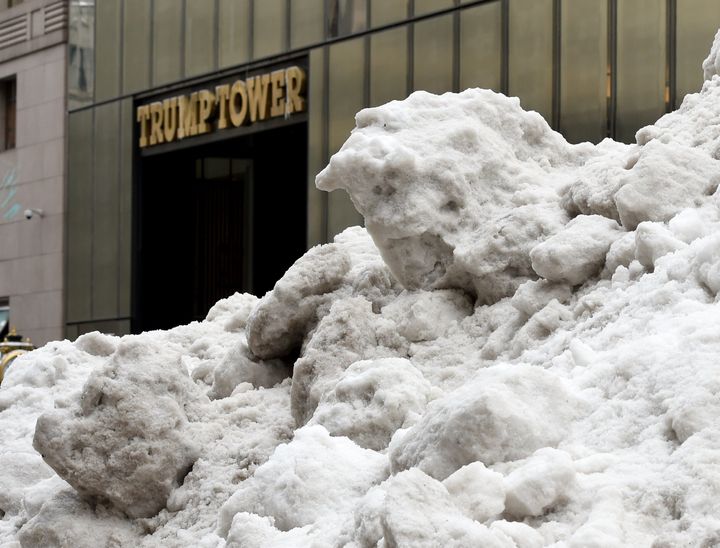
[137,66,307,148]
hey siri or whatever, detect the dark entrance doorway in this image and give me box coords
[135,122,307,332]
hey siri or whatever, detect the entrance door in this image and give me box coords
[192,158,253,320]
[135,122,307,333]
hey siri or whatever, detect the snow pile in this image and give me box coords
[4,38,720,548]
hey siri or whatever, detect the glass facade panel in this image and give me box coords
[676,0,720,104]
[153,0,183,85]
[616,0,666,143]
[460,2,502,92]
[253,0,286,59]
[328,0,367,37]
[66,110,94,322]
[328,38,365,237]
[509,0,553,121]
[122,0,151,94]
[219,0,251,68]
[186,0,217,77]
[119,99,133,318]
[414,0,453,16]
[370,27,407,106]
[370,0,407,27]
[560,0,608,143]
[93,103,120,319]
[308,48,326,247]
[291,0,324,49]
[68,0,94,108]
[94,0,120,101]
[414,14,453,94]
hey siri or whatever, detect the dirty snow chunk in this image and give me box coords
[308,357,433,450]
[389,365,582,480]
[246,243,351,359]
[510,279,572,317]
[217,425,388,535]
[442,461,505,522]
[530,215,623,285]
[347,468,510,548]
[702,29,720,80]
[205,292,259,332]
[613,142,720,230]
[17,487,139,548]
[601,231,636,278]
[73,331,118,357]
[33,338,205,518]
[503,448,576,518]
[210,340,288,398]
[317,88,589,300]
[381,289,472,341]
[634,222,687,269]
[291,296,405,426]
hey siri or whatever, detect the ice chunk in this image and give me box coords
[503,447,576,518]
[205,292,259,332]
[246,243,351,359]
[317,88,587,301]
[634,222,687,269]
[33,338,205,518]
[290,297,405,425]
[381,289,472,342]
[210,340,289,398]
[613,142,720,230]
[217,425,388,535]
[347,468,510,547]
[308,357,433,450]
[442,461,505,522]
[530,214,623,285]
[17,487,139,548]
[702,29,720,80]
[510,279,572,317]
[389,365,583,479]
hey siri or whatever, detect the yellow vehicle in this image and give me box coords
[0,328,34,384]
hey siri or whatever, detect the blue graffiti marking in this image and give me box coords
[0,167,21,221]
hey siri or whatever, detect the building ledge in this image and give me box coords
[0,0,66,63]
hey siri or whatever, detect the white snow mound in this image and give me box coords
[4,36,720,547]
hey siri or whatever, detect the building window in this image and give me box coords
[0,78,16,151]
[328,0,367,38]
[0,298,8,341]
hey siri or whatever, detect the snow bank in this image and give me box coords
[4,36,720,548]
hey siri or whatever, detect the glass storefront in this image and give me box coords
[66,0,720,337]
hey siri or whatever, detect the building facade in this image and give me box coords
[66,0,720,338]
[0,0,66,346]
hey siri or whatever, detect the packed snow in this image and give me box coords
[4,33,720,548]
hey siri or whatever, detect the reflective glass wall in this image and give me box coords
[67,0,720,337]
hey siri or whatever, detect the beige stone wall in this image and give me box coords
[0,42,65,346]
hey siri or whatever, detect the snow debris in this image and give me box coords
[530,214,623,285]
[502,447,576,518]
[290,296,405,426]
[316,89,582,303]
[442,461,506,522]
[218,425,388,534]
[389,365,584,480]
[33,338,207,518]
[5,33,720,548]
[341,468,509,548]
[308,357,433,450]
